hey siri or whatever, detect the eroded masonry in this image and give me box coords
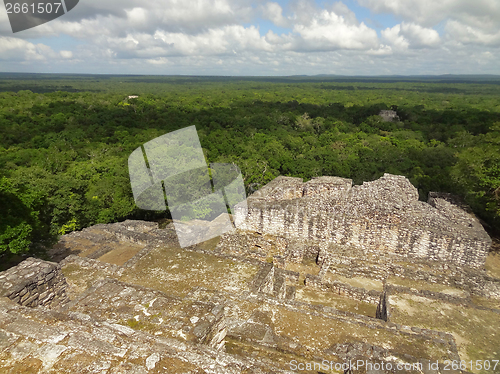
[1,174,499,373]
[234,173,491,270]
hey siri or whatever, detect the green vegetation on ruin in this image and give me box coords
[294,287,377,317]
[0,74,499,256]
[389,293,500,373]
[119,246,259,298]
[387,276,469,297]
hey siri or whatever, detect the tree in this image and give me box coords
[0,177,47,254]
[451,124,500,229]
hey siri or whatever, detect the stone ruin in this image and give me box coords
[378,110,399,122]
[0,257,69,309]
[234,173,491,272]
[0,174,499,373]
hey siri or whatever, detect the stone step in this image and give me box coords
[0,297,289,373]
[285,285,296,300]
[249,263,274,294]
[272,270,287,299]
[48,220,179,263]
[223,289,461,369]
[63,277,228,350]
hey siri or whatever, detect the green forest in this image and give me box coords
[1,74,499,259]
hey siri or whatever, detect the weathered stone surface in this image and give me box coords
[0,174,498,372]
[305,274,382,304]
[49,220,178,264]
[0,297,290,373]
[0,258,69,309]
[249,263,274,294]
[235,174,491,271]
[64,278,227,350]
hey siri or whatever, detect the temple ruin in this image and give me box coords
[0,174,498,373]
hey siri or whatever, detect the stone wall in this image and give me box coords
[305,274,382,304]
[484,277,500,299]
[64,277,228,351]
[376,289,390,322]
[227,286,461,365]
[320,257,500,299]
[248,263,297,301]
[215,229,288,263]
[249,263,275,294]
[235,174,491,271]
[217,221,498,299]
[0,296,289,373]
[0,257,69,308]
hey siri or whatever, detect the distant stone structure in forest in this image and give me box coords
[379,110,399,122]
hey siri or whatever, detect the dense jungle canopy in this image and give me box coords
[0,74,499,256]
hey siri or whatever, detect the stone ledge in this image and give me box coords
[63,277,228,350]
[305,274,382,305]
[0,296,289,373]
[0,258,69,309]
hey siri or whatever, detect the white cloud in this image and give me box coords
[60,50,73,59]
[445,20,500,47]
[12,0,380,61]
[401,23,440,48]
[382,25,409,50]
[1,0,255,39]
[0,0,498,74]
[330,1,359,26]
[125,7,149,28]
[0,37,60,61]
[0,37,34,60]
[147,57,170,65]
[157,0,253,33]
[382,22,440,50]
[358,0,500,50]
[260,2,381,52]
[356,0,500,29]
[366,45,392,56]
[152,25,273,56]
[260,2,289,28]
[293,10,379,51]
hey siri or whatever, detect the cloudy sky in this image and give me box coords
[0,0,499,75]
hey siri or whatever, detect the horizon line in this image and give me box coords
[1,72,500,78]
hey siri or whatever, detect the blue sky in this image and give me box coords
[248,0,399,36]
[0,0,499,75]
